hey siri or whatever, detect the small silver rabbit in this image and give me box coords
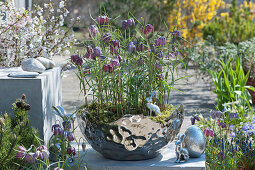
[175,134,189,163]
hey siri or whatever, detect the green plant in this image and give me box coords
[190,37,255,77]
[209,56,255,117]
[203,0,255,45]
[192,107,255,169]
[49,106,77,162]
[237,37,255,78]
[71,15,186,123]
[189,39,219,72]
[205,125,255,169]
[0,94,41,169]
[12,106,86,169]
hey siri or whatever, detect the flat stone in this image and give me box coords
[8,72,39,78]
[36,57,55,69]
[21,58,46,73]
[72,142,205,170]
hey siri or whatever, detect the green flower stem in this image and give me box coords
[148,48,153,94]
[105,82,109,106]
[118,71,123,116]
[142,78,145,113]
[83,75,88,109]
[97,59,103,120]
[0,124,3,151]
[160,83,164,110]
[116,77,119,117]
[61,134,65,160]
[78,66,88,108]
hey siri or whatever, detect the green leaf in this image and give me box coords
[244,85,255,92]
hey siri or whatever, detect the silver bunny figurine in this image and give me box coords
[175,134,189,163]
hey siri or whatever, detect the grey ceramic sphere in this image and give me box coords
[182,125,205,158]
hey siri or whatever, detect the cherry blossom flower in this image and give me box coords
[59,1,65,9]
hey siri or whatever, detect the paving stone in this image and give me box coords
[71,142,205,170]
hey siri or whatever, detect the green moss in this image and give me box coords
[77,102,175,124]
[149,104,176,124]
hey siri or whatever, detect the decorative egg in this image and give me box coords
[182,125,205,158]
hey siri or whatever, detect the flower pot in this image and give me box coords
[77,104,184,161]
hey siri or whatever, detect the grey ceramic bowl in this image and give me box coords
[77,104,184,161]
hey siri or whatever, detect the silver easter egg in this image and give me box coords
[182,125,205,158]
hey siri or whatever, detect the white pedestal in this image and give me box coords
[0,67,62,144]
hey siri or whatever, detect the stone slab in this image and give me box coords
[0,67,62,144]
[72,142,205,170]
[8,71,39,78]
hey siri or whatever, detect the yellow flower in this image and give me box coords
[249,1,253,9]
[244,1,248,8]
[220,12,228,18]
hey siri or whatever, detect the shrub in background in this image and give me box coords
[203,0,255,45]
[98,0,175,30]
[190,37,255,76]
[0,0,78,67]
[168,0,225,43]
